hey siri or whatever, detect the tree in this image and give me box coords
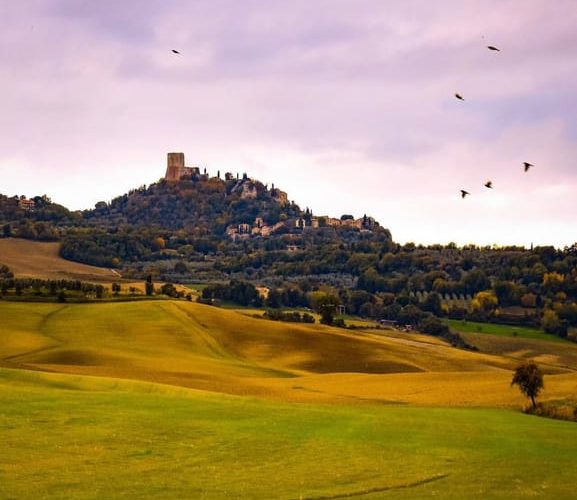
[160,283,178,297]
[418,315,449,336]
[319,303,336,325]
[511,362,544,408]
[471,290,498,317]
[397,304,425,325]
[542,309,568,337]
[145,275,154,296]
[311,293,341,326]
[462,268,490,294]
[265,288,282,308]
[174,261,188,274]
[542,272,565,295]
[421,292,442,316]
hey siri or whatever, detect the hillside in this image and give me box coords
[1,157,576,344]
[3,298,577,499]
[2,367,577,500]
[3,299,577,499]
[0,238,118,281]
[84,175,301,231]
[2,300,577,406]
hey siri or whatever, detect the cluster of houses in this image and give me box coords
[12,194,51,211]
[225,213,379,241]
[164,152,290,205]
[17,196,36,211]
[163,152,380,244]
[228,177,289,205]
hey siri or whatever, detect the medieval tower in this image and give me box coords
[165,152,187,181]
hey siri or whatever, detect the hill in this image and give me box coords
[3,299,577,499]
[0,238,118,281]
[2,367,577,499]
[2,300,577,406]
[2,154,576,344]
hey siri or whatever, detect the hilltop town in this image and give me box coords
[164,152,379,241]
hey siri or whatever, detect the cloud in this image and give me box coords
[1,0,576,246]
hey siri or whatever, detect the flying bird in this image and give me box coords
[523,162,534,172]
[171,49,181,54]
[455,93,465,101]
[484,181,493,189]
[460,190,470,199]
[487,45,501,51]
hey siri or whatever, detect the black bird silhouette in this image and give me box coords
[484,181,493,189]
[171,49,181,54]
[523,162,534,172]
[487,45,501,51]
[460,190,470,199]
[455,93,465,101]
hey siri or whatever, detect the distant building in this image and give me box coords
[240,182,258,199]
[18,196,35,211]
[325,218,342,227]
[238,223,251,235]
[294,218,307,229]
[164,152,202,181]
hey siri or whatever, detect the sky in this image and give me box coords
[1,0,576,247]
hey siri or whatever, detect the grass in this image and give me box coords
[446,319,565,342]
[2,300,577,406]
[0,238,117,281]
[1,367,577,500]
[185,283,208,291]
[2,301,577,498]
[0,293,171,303]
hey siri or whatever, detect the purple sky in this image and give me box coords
[1,0,576,246]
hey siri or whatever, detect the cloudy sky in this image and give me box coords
[1,0,576,246]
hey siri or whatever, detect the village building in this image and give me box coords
[237,223,251,235]
[164,152,204,181]
[18,196,35,211]
[164,152,379,241]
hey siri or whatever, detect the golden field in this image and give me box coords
[0,238,118,281]
[2,300,576,407]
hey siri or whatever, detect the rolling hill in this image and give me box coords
[3,299,577,499]
[0,238,118,281]
[2,300,577,406]
[2,365,577,499]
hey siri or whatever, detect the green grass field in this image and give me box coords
[2,368,577,500]
[447,319,564,342]
[2,300,577,499]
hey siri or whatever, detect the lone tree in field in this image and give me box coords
[511,362,544,408]
[145,275,154,296]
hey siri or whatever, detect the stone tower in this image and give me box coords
[165,152,185,181]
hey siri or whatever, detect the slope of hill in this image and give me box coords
[2,300,576,406]
[83,176,301,231]
[2,366,577,500]
[0,238,118,281]
[3,300,577,499]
